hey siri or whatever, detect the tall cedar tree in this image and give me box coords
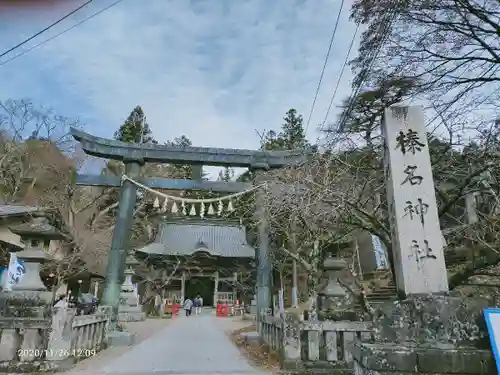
[114,106,157,144]
[262,109,309,151]
[238,108,310,183]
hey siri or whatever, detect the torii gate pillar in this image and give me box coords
[101,160,142,329]
[253,167,271,322]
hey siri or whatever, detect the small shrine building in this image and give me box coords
[135,217,255,306]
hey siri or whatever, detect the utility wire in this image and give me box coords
[0,0,94,60]
[337,2,399,132]
[0,0,126,67]
[337,0,399,132]
[304,0,346,133]
[320,23,360,128]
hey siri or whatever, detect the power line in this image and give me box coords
[320,23,360,128]
[0,0,126,67]
[0,0,94,60]
[304,0,346,133]
[340,15,396,130]
[337,2,400,132]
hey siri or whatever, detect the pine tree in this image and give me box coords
[114,106,157,144]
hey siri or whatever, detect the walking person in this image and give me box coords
[184,297,193,316]
[194,294,203,315]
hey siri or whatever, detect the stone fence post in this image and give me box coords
[46,307,77,361]
[280,312,301,369]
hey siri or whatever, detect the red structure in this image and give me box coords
[172,303,180,318]
[216,303,229,317]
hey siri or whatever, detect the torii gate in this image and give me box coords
[70,128,310,328]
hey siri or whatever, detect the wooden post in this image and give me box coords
[181,270,186,303]
[465,193,478,224]
[233,271,238,303]
[93,280,99,298]
[213,270,219,306]
[291,217,298,307]
[291,260,298,307]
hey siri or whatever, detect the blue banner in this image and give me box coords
[3,253,25,291]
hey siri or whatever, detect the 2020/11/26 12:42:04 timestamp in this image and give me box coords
[17,348,97,358]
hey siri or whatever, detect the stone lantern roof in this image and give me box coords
[125,253,140,267]
[9,217,68,241]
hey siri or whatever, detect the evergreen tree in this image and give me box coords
[237,108,311,182]
[165,135,191,148]
[261,109,309,151]
[114,106,157,144]
[164,135,196,179]
[218,167,235,182]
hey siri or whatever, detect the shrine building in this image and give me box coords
[135,217,255,306]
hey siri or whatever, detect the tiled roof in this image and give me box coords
[137,219,255,258]
[0,205,40,218]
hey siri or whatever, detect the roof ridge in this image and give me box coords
[161,218,242,227]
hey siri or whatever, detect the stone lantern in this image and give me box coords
[0,217,68,364]
[317,256,362,321]
[122,253,139,292]
[117,251,145,322]
[8,217,67,298]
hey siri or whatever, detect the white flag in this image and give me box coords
[3,253,25,291]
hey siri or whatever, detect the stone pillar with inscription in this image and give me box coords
[353,106,496,375]
[384,107,448,296]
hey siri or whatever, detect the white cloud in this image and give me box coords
[0,0,360,177]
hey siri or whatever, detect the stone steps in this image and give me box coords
[362,270,393,279]
[444,252,469,266]
[360,270,397,305]
[365,285,397,303]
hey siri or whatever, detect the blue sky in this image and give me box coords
[0,0,359,176]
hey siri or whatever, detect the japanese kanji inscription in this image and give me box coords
[410,240,436,262]
[404,198,429,225]
[383,106,449,296]
[396,129,425,155]
[401,165,423,186]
